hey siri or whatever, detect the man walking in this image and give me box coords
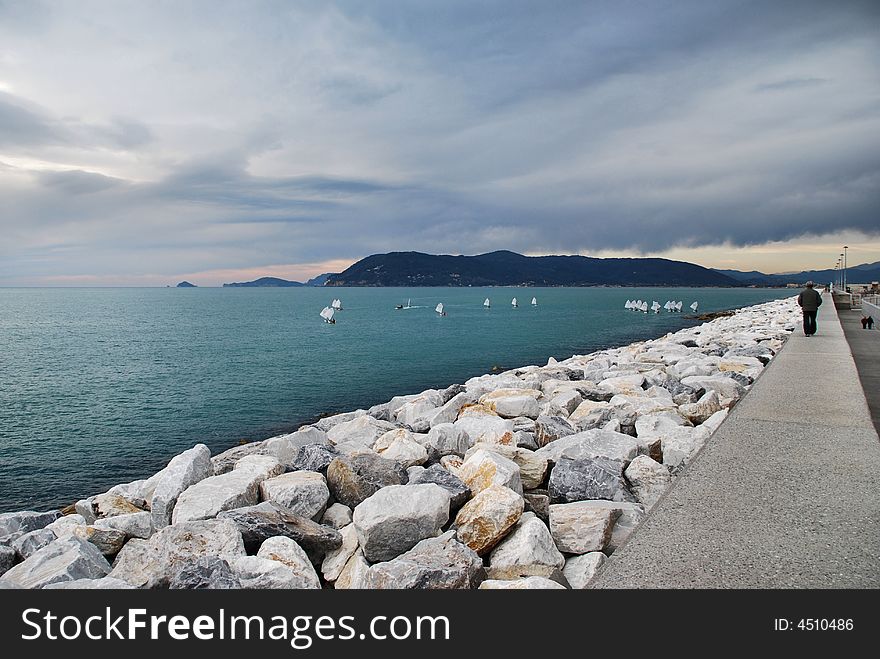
[797,281,822,337]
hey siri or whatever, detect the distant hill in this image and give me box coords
[222,277,304,288]
[305,273,336,287]
[176,281,197,288]
[714,263,880,287]
[325,250,740,287]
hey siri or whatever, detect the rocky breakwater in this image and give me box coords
[0,298,799,589]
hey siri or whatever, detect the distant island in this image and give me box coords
[323,250,739,287]
[176,281,197,288]
[222,274,335,288]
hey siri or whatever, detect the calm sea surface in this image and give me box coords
[0,286,793,512]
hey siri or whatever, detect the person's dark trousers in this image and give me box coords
[803,310,818,336]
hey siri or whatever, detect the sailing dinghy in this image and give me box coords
[320,307,335,324]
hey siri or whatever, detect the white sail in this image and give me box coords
[484,298,490,307]
[675,301,683,312]
[690,301,698,312]
[651,301,661,313]
[331,299,342,310]
[319,307,334,322]
[641,301,648,313]
[531,297,537,306]
[511,297,518,307]
[435,303,444,314]
[625,300,631,309]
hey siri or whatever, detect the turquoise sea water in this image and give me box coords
[0,286,793,512]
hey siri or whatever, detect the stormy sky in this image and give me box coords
[1,0,878,285]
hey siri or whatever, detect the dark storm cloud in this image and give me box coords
[1,0,879,283]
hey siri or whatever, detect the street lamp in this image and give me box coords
[843,245,848,291]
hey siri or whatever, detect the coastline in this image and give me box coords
[0,296,800,589]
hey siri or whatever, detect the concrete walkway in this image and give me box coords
[839,307,880,433]
[591,294,880,588]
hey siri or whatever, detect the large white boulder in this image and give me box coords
[259,471,330,520]
[150,443,213,529]
[0,537,111,589]
[487,512,564,580]
[457,448,523,495]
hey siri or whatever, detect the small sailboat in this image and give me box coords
[511,297,518,308]
[675,301,683,312]
[396,298,413,310]
[641,301,648,313]
[483,298,491,308]
[651,301,661,313]
[319,307,335,324]
[625,300,632,310]
[531,297,537,306]
[331,299,342,311]
[690,301,699,312]
[435,303,446,316]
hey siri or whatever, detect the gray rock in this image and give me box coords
[46,514,87,539]
[454,484,524,556]
[233,454,285,478]
[514,431,539,451]
[422,423,474,460]
[321,523,359,582]
[548,390,584,417]
[421,392,477,428]
[625,455,672,510]
[549,501,620,554]
[334,549,371,590]
[72,525,128,556]
[93,494,145,518]
[535,415,577,447]
[110,519,245,588]
[487,513,565,580]
[549,456,634,504]
[211,441,269,475]
[171,468,267,523]
[408,464,471,510]
[217,502,342,556]
[523,492,550,523]
[257,536,321,589]
[0,510,61,538]
[150,443,213,529]
[169,556,242,589]
[0,545,14,576]
[352,484,451,563]
[12,528,57,560]
[92,511,153,540]
[573,500,647,553]
[327,415,397,448]
[458,447,523,496]
[453,407,516,446]
[266,428,329,466]
[536,429,641,466]
[680,375,746,405]
[313,409,367,433]
[0,536,111,589]
[479,576,566,589]
[679,391,722,425]
[723,371,753,387]
[75,499,97,524]
[464,444,548,490]
[563,552,607,589]
[321,503,353,530]
[43,576,136,589]
[661,426,713,471]
[568,400,613,431]
[326,453,408,509]
[289,443,342,474]
[260,471,330,520]
[440,383,467,405]
[374,429,429,467]
[231,555,313,589]
[364,531,484,589]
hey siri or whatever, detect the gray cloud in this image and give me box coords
[0,0,879,283]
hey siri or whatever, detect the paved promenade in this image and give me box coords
[591,293,880,588]
[839,305,880,433]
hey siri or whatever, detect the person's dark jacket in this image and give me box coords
[797,288,822,311]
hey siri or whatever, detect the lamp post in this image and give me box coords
[843,245,848,292]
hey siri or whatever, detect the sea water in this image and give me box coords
[0,286,793,511]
